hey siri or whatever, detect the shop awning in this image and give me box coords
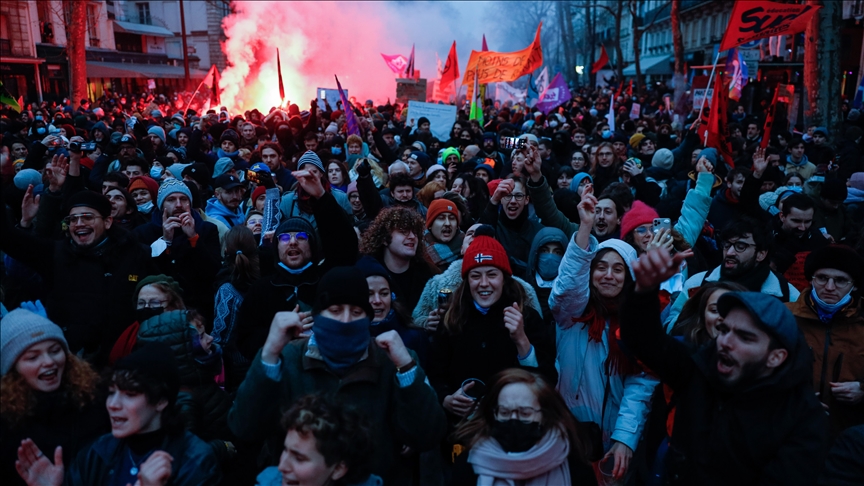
[623,55,673,76]
[87,61,207,79]
[113,20,174,38]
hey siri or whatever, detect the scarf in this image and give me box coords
[806,287,854,323]
[571,303,639,376]
[468,428,570,486]
[723,187,739,204]
[423,231,463,269]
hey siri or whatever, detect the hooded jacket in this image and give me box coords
[621,288,829,486]
[205,197,245,228]
[784,154,817,180]
[526,227,569,323]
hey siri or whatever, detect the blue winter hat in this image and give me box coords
[14,169,43,191]
[717,292,800,351]
[699,147,719,165]
[148,125,166,143]
[157,178,193,210]
[570,173,593,192]
[213,157,235,178]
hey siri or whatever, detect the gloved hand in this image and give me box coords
[356,159,372,178]
[257,171,276,189]
[19,300,48,318]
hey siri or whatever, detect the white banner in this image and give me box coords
[405,101,457,141]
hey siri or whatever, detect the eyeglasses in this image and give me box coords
[278,232,309,243]
[63,213,102,225]
[501,193,526,202]
[634,226,654,236]
[493,406,542,423]
[812,275,853,288]
[721,241,756,253]
[136,300,167,309]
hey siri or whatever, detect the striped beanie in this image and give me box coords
[297,151,325,173]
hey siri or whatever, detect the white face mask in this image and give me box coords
[137,201,154,213]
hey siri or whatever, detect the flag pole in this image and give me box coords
[697,51,721,132]
[182,71,208,119]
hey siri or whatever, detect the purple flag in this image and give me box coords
[335,75,360,137]
[535,72,571,114]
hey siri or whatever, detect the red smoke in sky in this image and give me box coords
[220,1,401,113]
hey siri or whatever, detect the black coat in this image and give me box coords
[235,192,358,360]
[0,205,156,356]
[620,288,829,486]
[428,298,557,409]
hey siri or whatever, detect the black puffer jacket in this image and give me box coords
[621,288,829,486]
[136,310,235,461]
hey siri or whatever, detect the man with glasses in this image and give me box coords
[665,217,800,329]
[789,245,864,437]
[235,169,358,360]
[1,183,155,360]
[480,176,545,277]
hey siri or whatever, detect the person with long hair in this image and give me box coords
[671,281,748,345]
[15,342,221,486]
[549,184,659,483]
[213,225,261,389]
[451,369,596,485]
[1,309,108,486]
[590,142,619,196]
[326,160,349,193]
[427,236,556,421]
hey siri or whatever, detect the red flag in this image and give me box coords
[760,84,794,150]
[626,79,633,97]
[720,1,821,52]
[441,41,460,88]
[276,48,285,101]
[482,34,488,52]
[516,23,544,78]
[592,45,609,74]
[706,73,735,168]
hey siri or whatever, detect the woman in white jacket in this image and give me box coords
[549,184,659,484]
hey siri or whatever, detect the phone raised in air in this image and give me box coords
[500,137,527,150]
[653,218,671,232]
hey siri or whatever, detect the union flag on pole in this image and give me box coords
[720,1,821,52]
[592,45,609,74]
[335,75,360,137]
[705,73,735,168]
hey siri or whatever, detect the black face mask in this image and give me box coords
[135,307,165,323]
[489,419,543,453]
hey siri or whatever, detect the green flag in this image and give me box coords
[469,71,483,126]
[0,82,22,113]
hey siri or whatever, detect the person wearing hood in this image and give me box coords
[525,227,568,325]
[229,266,446,484]
[549,184,659,483]
[89,121,111,148]
[784,138,817,180]
[205,174,246,228]
[788,245,864,438]
[480,132,505,172]
[805,127,836,166]
[621,247,829,486]
[134,179,222,320]
[236,169,358,360]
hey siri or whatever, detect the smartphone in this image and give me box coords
[653,218,671,232]
[320,90,326,100]
[500,137,527,150]
[246,169,260,184]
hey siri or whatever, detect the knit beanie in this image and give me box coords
[597,239,638,279]
[620,200,659,238]
[426,199,460,228]
[314,266,374,319]
[441,147,461,164]
[354,255,393,288]
[346,181,358,195]
[570,173,593,192]
[167,163,191,179]
[474,164,495,179]
[297,150,326,173]
[114,342,181,406]
[426,164,446,180]
[804,245,864,285]
[13,169,43,190]
[462,236,512,277]
[417,116,430,127]
[135,274,183,297]
[147,125,166,143]
[325,122,339,135]
[219,128,239,146]
[850,173,864,191]
[652,148,674,171]
[699,148,719,165]
[820,178,848,202]
[1,309,69,375]
[629,133,646,150]
[251,185,267,204]
[128,176,158,203]
[274,217,320,261]
[330,110,344,122]
[157,178,193,210]
[213,157,235,178]
[64,190,112,218]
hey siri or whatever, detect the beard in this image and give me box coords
[714,351,771,388]
[720,255,758,278]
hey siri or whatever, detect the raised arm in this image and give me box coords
[522,145,579,237]
[673,162,715,246]
[294,170,358,267]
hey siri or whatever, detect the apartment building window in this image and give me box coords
[220,1,231,18]
[87,4,100,47]
[137,2,152,25]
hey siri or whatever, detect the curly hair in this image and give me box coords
[1,354,100,425]
[281,394,374,485]
[359,206,425,258]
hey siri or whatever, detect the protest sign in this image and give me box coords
[693,89,713,110]
[463,23,543,90]
[396,78,427,104]
[629,102,641,120]
[317,88,346,111]
[406,101,457,141]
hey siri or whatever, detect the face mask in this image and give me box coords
[602,129,612,139]
[150,167,164,179]
[489,419,544,453]
[135,307,164,323]
[36,127,47,135]
[537,253,563,281]
[137,201,154,214]
[312,315,370,374]
[331,147,342,155]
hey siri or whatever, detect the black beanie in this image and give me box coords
[314,266,374,319]
[804,245,864,285]
[274,217,320,262]
[820,178,848,202]
[115,342,181,406]
[64,190,112,218]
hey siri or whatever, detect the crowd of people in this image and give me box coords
[0,81,862,486]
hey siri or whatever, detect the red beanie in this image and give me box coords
[251,185,267,205]
[620,200,659,238]
[487,179,502,196]
[426,199,460,228]
[330,110,344,122]
[461,236,512,277]
[128,176,159,203]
